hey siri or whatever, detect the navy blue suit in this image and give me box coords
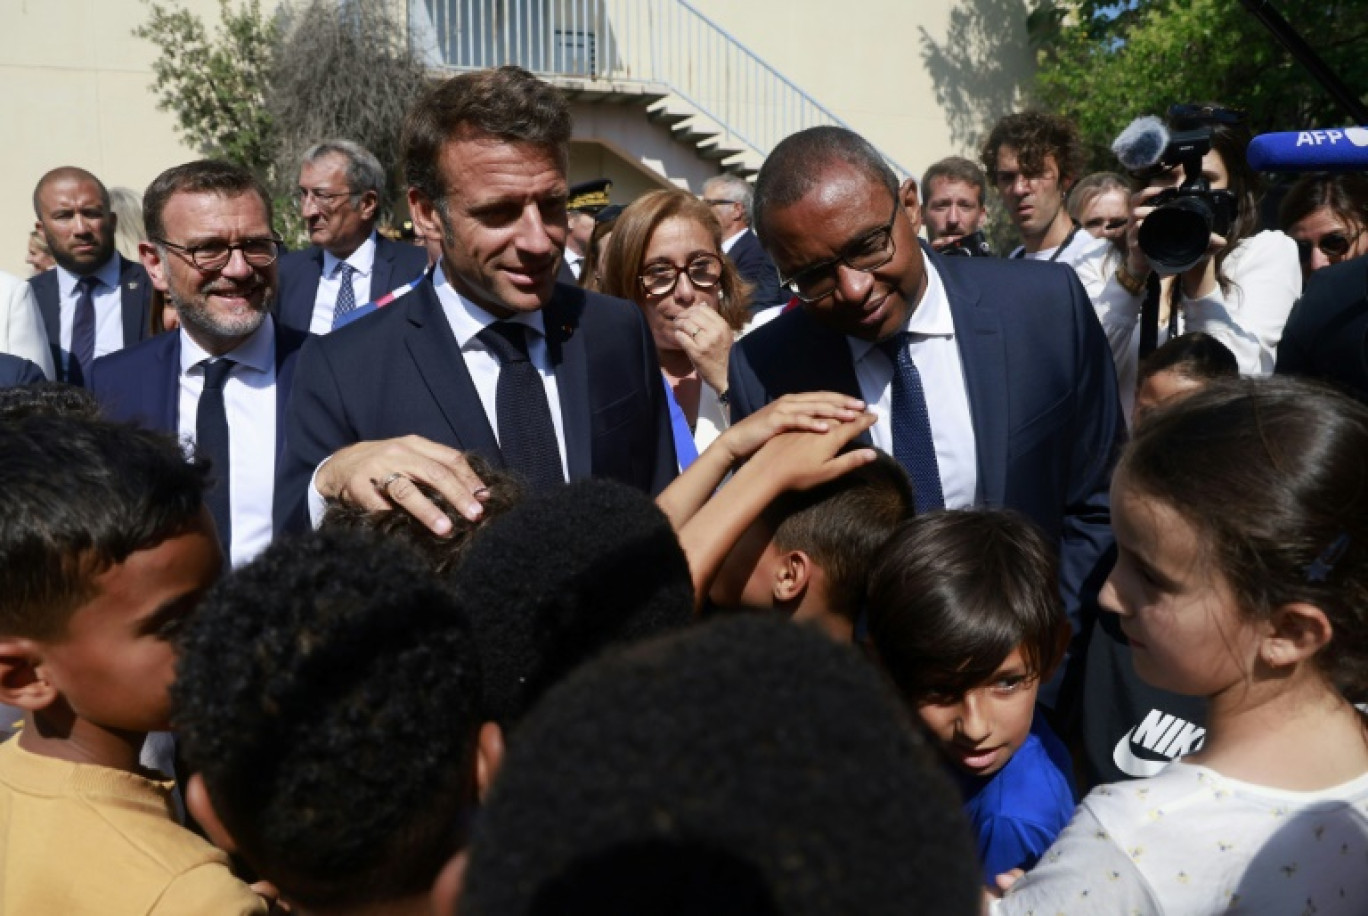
[1276,254,1368,403]
[727,228,788,311]
[275,236,430,333]
[88,320,313,537]
[728,246,1124,700]
[28,256,153,384]
[0,354,44,387]
[285,278,678,497]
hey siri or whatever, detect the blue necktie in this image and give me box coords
[878,333,944,513]
[331,262,357,329]
[477,322,565,491]
[69,275,98,385]
[197,358,235,559]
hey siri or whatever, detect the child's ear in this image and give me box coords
[0,639,58,712]
[476,721,505,801]
[186,773,239,855]
[1260,602,1333,670]
[772,550,813,604]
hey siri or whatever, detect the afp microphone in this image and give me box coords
[1247,127,1368,171]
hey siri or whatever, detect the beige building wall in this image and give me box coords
[0,0,222,278]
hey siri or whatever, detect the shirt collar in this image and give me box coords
[57,253,122,298]
[431,262,546,348]
[322,231,377,278]
[848,255,954,362]
[721,228,748,254]
[179,314,276,375]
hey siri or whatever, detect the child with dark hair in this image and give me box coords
[456,616,982,916]
[172,528,483,915]
[320,452,523,576]
[867,509,1075,882]
[0,415,265,914]
[452,478,696,732]
[996,377,1368,912]
[0,381,99,421]
[1133,331,1238,423]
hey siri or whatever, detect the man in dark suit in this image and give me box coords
[0,354,45,388]
[286,66,676,536]
[1275,253,1368,403]
[91,160,310,566]
[728,126,1123,705]
[29,167,152,384]
[275,140,429,335]
[702,173,788,313]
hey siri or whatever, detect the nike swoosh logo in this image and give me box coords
[1113,727,1172,778]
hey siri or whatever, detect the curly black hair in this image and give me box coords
[451,478,695,730]
[171,528,482,910]
[461,616,982,915]
[0,382,100,422]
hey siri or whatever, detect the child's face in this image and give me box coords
[916,646,1038,779]
[38,510,221,734]
[1101,478,1261,696]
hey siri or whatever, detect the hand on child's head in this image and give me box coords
[748,413,879,491]
[721,392,867,462]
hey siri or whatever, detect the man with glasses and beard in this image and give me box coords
[727,126,1124,712]
[29,167,154,384]
[91,160,311,566]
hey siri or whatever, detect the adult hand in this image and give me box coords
[673,304,733,394]
[1124,185,1166,278]
[316,435,490,536]
[716,392,868,465]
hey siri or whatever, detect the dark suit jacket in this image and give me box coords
[728,246,1124,692]
[0,353,44,387]
[1275,254,1368,403]
[727,228,788,311]
[28,256,153,384]
[285,278,678,498]
[88,319,313,536]
[275,235,430,334]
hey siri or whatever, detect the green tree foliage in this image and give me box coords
[1031,0,1368,168]
[134,0,279,179]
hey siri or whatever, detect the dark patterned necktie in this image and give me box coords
[878,332,944,512]
[477,322,564,491]
[197,358,236,557]
[69,275,98,384]
[332,262,357,328]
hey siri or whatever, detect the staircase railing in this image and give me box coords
[411,0,912,178]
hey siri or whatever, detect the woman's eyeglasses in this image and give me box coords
[639,254,723,296]
[1296,229,1362,263]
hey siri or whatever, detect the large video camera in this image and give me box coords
[938,230,993,258]
[1136,128,1238,274]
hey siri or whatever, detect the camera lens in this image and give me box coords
[1139,195,1214,274]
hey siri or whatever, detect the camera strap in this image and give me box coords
[1012,224,1081,263]
[1138,272,1162,360]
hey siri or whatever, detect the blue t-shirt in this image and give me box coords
[953,713,1076,884]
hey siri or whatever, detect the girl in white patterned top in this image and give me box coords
[994,378,1368,915]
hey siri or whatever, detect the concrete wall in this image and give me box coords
[0,0,224,278]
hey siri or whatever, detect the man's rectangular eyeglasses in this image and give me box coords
[779,198,900,303]
[294,188,354,207]
[155,238,283,271]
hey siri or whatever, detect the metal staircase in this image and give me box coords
[409,0,911,180]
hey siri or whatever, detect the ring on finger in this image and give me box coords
[689,327,701,339]
[375,471,407,495]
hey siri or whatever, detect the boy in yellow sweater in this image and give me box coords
[0,414,266,915]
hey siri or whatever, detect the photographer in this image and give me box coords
[920,156,993,257]
[1076,104,1300,420]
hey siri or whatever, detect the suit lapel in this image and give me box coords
[402,281,502,458]
[544,287,592,480]
[370,238,394,301]
[32,272,60,354]
[118,257,147,345]
[938,255,1008,507]
[154,332,182,431]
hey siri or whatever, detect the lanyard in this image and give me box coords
[1013,224,1081,263]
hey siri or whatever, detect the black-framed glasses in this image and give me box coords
[1296,229,1362,263]
[702,198,741,207]
[779,198,900,303]
[294,187,354,207]
[639,254,724,296]
[1085,217,1129,233]
[155,237,283,271]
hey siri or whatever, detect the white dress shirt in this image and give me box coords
[847,258,978,508]
[56,255,125,376]
[177,317,279,567]
[721,228,748,254]
[1010,228,1110,270]
[309,232,377,334]
[563,249,583,280]
[306,263,569,526]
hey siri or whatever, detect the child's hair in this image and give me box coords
[759,449,912,620]
[460,616,982,916]
[1119,377,1368,696]
[866,509,1068,700]
[171,528,482,910]
[319,453,523,576]
[0,415,208,639]
[1137,332,1239,388]
[452,478,695,729]
[0,382,101,422]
